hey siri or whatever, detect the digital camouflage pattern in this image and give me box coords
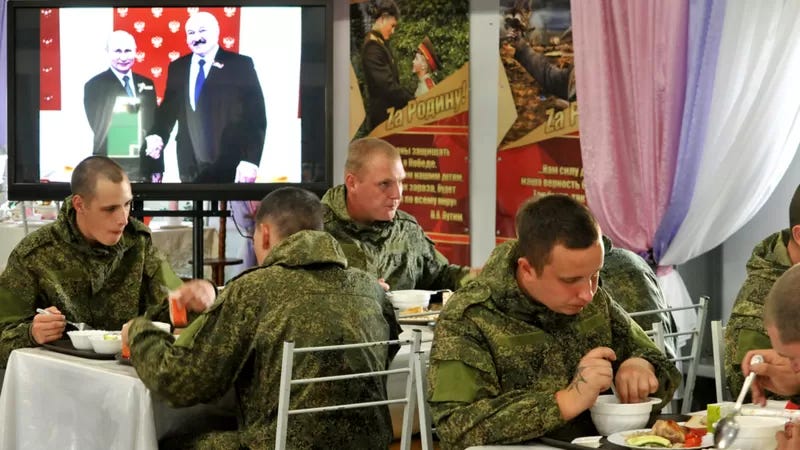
[724,230,793,399]
[427,240,681,449]
[0,198,179,368]
[321,184,472,291]
[128,230,400,450]
[601,236,676,357]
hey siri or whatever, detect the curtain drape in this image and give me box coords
[572,1,689,256]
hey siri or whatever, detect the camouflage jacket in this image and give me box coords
[427,241,680,449]
[0,198,179,368]
[321,184,471,291]
[601,236,676,356]
[725,230,793,399]
[128,230,399,450]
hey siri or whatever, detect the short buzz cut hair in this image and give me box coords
[790,184,800,228]
[764,264,800,343]
[70,156,127,199]
[344,137,400,177]
[515,194,600,275]
[254,187,323,240]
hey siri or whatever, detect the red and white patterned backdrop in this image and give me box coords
[40,7,241,109]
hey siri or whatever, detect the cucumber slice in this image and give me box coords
[625,434,671,447]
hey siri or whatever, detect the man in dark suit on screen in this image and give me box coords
[144,11,266,183]
[84,30,157,181]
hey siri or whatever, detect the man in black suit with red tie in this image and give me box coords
[144,11,267,183]
[84,30,157,181]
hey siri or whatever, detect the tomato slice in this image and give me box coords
[684,434,702,447]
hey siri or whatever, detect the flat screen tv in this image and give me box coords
[7,0,332,201]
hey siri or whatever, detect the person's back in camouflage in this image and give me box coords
[600,235,677,358]
[128,230,397,449]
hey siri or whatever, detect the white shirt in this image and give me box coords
[189,46,219,111]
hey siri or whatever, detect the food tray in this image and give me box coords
[42,338,116,360]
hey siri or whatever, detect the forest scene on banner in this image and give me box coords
[349,0,471,266]
[496,0,584,241]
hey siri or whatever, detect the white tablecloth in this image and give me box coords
[0,348,232,450]
[0,221,217,279]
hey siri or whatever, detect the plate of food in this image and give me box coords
[607,419,712,449]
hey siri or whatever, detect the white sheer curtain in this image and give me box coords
[659,2,800,305]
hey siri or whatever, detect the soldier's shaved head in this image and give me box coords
[344,137,400,177]
[71,156,128,200]
[255,187,323,241]
[765,264,800,343]
[515,194,600,275]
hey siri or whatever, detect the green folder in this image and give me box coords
[107,96,141,158]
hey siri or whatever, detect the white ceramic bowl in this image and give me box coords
[388,290,432,312]
[590,395,658,436]
[88,333,123,354]
[66,330,105,350]
[151,321,171,333]
[730,416,786,450]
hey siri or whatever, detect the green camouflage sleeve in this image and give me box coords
[129,281,260,407]
[0,252,38,368]
[427,310,567,446]
[417,244,473,291]
[607,298,681,406]
[724,276,774,399]
[140,240,184,323]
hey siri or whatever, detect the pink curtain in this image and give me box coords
[572,1,689,257]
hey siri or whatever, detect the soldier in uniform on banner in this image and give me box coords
[360,0,414,133]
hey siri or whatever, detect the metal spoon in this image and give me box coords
[714,353,764,448]
[35,308,91,331]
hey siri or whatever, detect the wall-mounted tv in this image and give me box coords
[7,0,332,201]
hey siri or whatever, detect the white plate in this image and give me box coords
[606,429,713,449]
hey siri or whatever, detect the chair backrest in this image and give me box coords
[634,296,709,414]
[710,320,730,403]
[412,343,435,450]
[274,330,424,450]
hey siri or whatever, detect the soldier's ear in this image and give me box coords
[344,172,357,191]
[792,224,800,245]
[72,195,85,213]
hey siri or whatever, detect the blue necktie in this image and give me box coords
[122,75,134,97]
[194,59,206,105]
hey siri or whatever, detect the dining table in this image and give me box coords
[0,347,235,450]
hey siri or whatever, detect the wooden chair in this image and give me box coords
[202,201,242,286]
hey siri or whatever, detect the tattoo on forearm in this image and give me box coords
[567,365,588,393]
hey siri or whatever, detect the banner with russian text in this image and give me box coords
[496,0,585,242]
[350,1,470,266]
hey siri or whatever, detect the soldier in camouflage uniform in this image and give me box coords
[0,156,214,368]
[743,265,800,416]
[124,187,400,449]
[725,184,800,400]
[601,235,676,358]
[322,137,476,291]
[427,195,680,448]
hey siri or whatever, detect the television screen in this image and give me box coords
[7,0,331,200]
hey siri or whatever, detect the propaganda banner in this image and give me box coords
[496,0,585,242]
[350,0,471,265]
